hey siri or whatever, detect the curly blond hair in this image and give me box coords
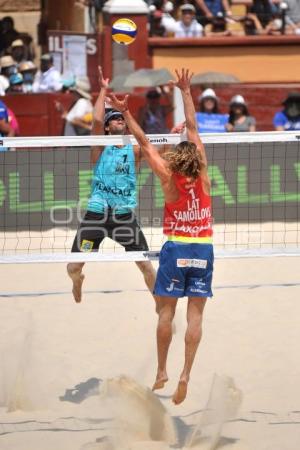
[164,141,204,179]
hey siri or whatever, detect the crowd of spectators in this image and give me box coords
[0,15,38,97]
[139,86,300,133]
[147,0,300,37]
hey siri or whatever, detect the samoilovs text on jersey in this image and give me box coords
[163,173,213,238]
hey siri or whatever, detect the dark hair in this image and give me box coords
[228,103,249,125]
[211,16,226,32]
[200,98,218,114]
[151,0,164,8]
[242,17,257,35]
[165,141,204,179]
[2,16,14,27]
[249,0,272,28]
[147,89,160,99]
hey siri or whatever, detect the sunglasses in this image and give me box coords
[109,115,124,121]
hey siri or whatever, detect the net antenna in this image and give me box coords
[0,131,299,263]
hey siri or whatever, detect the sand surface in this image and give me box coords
[0,257,300,450]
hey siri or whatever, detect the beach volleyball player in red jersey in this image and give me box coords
[108,68,214,405]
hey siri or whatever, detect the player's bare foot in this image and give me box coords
[67,265,85,303]
[152,373,168,391]
[172,379,188,405]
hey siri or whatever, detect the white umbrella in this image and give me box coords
[123,68,175,87]
[191,71,240,85]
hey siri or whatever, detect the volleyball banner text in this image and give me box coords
[0,142,299,231]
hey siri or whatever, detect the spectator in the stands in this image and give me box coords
[285,0,300,28]
[149,9,168,36]
[138,87,173,133]
[6,73,24,94]
[1,16,19,51]
[7,107,20,136]
[239,5,292,36]
[226,95,256,132]
[196,88,228,133]
[0,55,18,82]
[204,11,231,35]
[0,74,9,96]
[194,0,232,24]
[162,3,204,37]
[248,0,274,27]
[273,92,300,130]
[239,13,264,35]
[32,53,62,93]
[10,39,27,64]
[247,0,295,32]
[19,61,37,93]
[0,99,14,151]
[56,77,93,136]
[149,1,177,37]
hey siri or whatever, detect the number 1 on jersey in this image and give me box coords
[189,188,196,199]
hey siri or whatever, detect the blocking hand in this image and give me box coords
[106,93,129,113]
[168,68,194,93]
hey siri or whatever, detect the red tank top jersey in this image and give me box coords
[163,173,213,238]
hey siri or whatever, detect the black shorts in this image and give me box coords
[71,210,149,252]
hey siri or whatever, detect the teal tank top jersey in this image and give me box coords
[87,144,137,214]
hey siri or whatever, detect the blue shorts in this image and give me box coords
[154,241,214,298]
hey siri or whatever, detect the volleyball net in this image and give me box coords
[0,131,299,263]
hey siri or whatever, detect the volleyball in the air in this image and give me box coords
[112,18,137,45]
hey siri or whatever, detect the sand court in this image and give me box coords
[0,256,300,450]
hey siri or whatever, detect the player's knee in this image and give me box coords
[187,314,203,329]
[67,262,84,275]
[158,314,173,330]
[159,304,176,322]
[136,261,155,277]
[185,330,201,346]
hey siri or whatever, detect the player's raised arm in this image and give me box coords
[170,69,208,169]
[107,93,170,181]
[90,66,110,164]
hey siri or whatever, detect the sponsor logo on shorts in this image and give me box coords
[80,239,94,252]
[166,282,175,292]
[177,259,207,269]
[190,288,208,294]
[166,280,184,292]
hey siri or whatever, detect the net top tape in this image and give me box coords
[1,131,300,148]
[0,248,299,264]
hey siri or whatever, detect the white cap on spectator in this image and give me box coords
[0,55,17,69]
[199,88,217,101]
[180,3,196,13]
[19,61,37,72]
[11,39,24,48]
[230,95,246,105]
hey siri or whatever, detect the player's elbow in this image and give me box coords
[141,142,154,158]
[186,122,198,133]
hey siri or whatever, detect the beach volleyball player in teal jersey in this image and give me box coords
[67,67,157,308]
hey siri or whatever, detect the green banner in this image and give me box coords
[0,143,299,231]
